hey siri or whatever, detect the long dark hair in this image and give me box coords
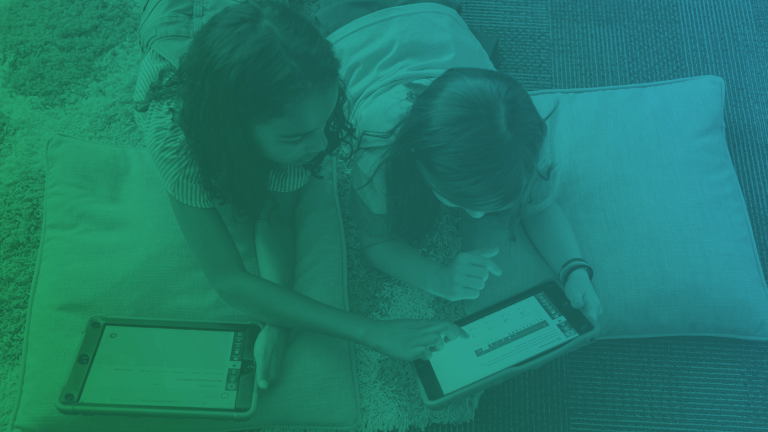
[135,1,355,223]
[356,68,556,243]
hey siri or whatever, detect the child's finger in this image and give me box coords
[569,292,585,309]
[421,348,433,361]
[565,283,587,309]
[584,302,599,321]
[443,322,469,340]
[432,334,446,352]
[256,351,271,389]
[485,259,502,277]
[584,292,603,321]
[468,247,499,258]
[583,291,602,320]
[465,249,503,277]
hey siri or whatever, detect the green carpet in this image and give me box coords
[2,0,768,432]
[1,0,146,428]
[0,1,478,431]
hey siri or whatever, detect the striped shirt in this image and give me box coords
[133,49,312,208]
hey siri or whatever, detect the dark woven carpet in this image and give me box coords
[405,1,768,431]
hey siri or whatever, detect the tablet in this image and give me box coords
[55,316,262,421]
[411,278,600,410]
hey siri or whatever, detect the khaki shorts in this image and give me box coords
[137,0,249,67]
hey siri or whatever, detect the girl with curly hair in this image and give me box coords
[134,0,468,389]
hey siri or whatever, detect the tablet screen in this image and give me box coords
[79,325,246,409]
[429,292,579,394]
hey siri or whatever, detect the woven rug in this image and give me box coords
[414,0,768,431]
[2,0,768,432]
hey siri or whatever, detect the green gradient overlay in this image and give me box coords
[2,0,767,431]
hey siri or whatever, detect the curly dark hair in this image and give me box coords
[135,1,356,224]
[356,68,557,243]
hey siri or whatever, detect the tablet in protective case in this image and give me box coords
[411,278,601,410]
[55,315,262,421]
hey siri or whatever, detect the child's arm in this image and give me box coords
[166,192,370,344]
[521,202,602,319]
[255,189,300,290]
[520,202,587,280]
[361,231,501,301]
[255,189,299,340]
[360,235,443,295]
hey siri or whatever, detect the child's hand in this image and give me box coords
[429,247,503,301]
[366,318,470,362]
[564,270,603,322]
[253,324,293,390]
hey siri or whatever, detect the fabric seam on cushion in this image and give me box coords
[528,74,722,97]
[9,134,58,430]
[332,156,363,428]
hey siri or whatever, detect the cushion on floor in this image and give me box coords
[461,75,768,341]
[9,135,359,432]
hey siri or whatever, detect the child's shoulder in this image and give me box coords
[353,78,435,131]
[351,146,388,213]
[354,146,388,181]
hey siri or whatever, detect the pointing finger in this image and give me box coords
[486,259,502,277]
[465,250,503,277]
[256,352,270,389]
[433,334,446,352]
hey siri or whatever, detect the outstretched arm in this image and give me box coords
[255,189,300,290]
[520,202,584,278]
[521,202,602,320]
[361,236,443,294]
[255,188,301,354]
